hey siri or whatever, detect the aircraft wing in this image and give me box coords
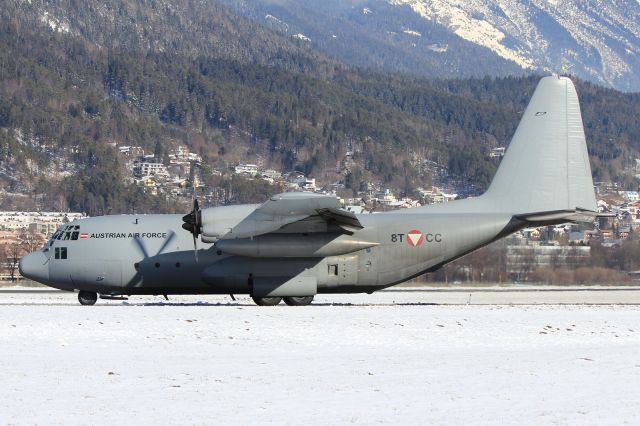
[316,207,363,233]
[219,192,363,239]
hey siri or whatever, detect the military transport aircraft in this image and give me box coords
[20,76,599,306]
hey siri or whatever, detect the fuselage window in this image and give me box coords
[62,232,71,240]
[71,231,79,240]
[54,247,68,259]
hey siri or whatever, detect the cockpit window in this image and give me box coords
[53,225,81,242]
[50,231,61,245]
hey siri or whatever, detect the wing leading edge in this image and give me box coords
[220,193,363,239]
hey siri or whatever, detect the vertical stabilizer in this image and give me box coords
[483,76,597,215]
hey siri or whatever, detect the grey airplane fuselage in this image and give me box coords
[29,208,514,296]
[20,76,602,300]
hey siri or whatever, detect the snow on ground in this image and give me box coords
[0,292,639,424]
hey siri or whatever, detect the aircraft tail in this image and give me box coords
[483,76,598,222]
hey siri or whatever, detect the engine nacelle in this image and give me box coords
[199,204,259,243]
[215,233,378,257]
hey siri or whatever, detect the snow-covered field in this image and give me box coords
[1,291,639,425]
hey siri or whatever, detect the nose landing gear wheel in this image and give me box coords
[283,296,314,306]
[78,291,98,306]
[251,296,282,306]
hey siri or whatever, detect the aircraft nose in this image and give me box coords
[19,251,49,283]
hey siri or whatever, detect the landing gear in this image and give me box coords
[250,295,315,306]
[78,291,98,306]
[283,296,314,306]
[251,296,282,306]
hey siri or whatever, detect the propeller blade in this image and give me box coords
[182,199,202,235]
[182,198,202,263]
[156,230,176,256]
[132,237,150,259]
[193,233,198,263]
[193,199,201,236]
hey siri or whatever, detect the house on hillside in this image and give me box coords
[234,164,258,176]
[137,162,169,178]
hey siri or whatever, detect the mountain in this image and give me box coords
[224,0,640,92]
[0,0,639,215]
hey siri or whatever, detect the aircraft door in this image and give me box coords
[321,255,359,287]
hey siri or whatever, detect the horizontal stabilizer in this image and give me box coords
[515,208,600,225]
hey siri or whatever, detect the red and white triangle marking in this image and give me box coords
[407,230,424,247]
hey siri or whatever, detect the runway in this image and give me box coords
[1,289,639,425]
[1,285,640,305]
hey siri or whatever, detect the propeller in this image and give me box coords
[181,198,202,262]
[133,231,177,259]
[127,230,177,288]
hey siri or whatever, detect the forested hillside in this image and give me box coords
[1,0,639,215]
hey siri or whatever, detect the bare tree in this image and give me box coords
[19,227,46,253]
[0,243,6,280]
[6,242,21,282]
[4,228,47,282]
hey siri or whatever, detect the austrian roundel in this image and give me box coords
[407,229,424,247]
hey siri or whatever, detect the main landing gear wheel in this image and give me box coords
[251,296,282,306]
[78,291,98,306]
[283,296,314,306]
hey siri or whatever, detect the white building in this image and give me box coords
[621,191,640,202]
[262,170,282,180]
[138,162,169,178]
[118,146,144,158]
[0,211,85,237]
[301,178,316,191]
[419,187,457,204]
[171,145,202,163]
[176,145,190,161]
[234,164,259,176]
